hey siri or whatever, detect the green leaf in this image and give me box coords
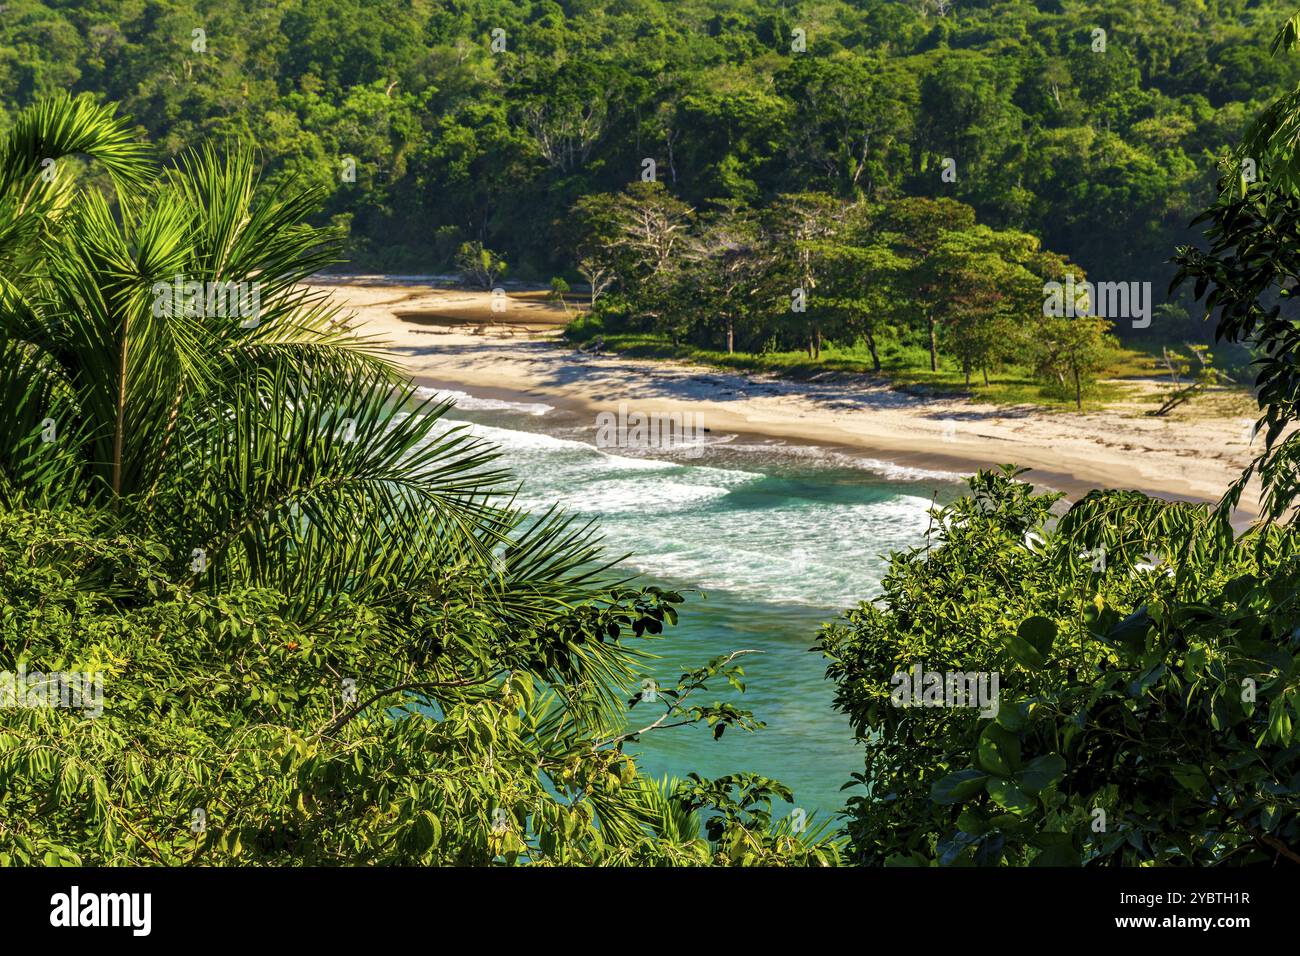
[1106,608,1153,650]
[985,778,1034,814]
[1269,704,1293,744]
[994,701,1029,732]
[1170,765,1210,795]
[1031,840,1080,866]
[956,807,990,836]
[1016,754,1065,795]
[1008,616,1056,668]
[975,723,1022,777]
[1018,615,1057,653]
[932,768,989,805]
[412,811,442,853]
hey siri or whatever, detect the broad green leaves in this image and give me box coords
[1007,616,1056,669]
[822,462,1300,866]
[932,769,988,806]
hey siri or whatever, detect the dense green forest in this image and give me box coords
[2,0,1296,311]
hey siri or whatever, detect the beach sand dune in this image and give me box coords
[318,279,1266,517]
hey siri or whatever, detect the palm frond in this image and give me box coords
[0,93,150,269]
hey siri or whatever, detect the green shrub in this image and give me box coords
[821,468,1300,865]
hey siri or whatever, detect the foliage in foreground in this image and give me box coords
[821,468,1300,865]
[0,94,840,865]
[0,508,838,865]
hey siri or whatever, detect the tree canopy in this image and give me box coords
[0,0,1290,311]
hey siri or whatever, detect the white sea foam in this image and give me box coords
[402,403,938,608]
[719,441,966,482]
[517,477,741,514]
[606,494,933,608]
[442,419,761,481]
[416,385,553,416]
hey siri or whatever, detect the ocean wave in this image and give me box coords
[517,477,742,514]
[401,405,936,608]
[443,418,764,482]
[606,494,931,608]
[719,440,966,483]
[416,386,553,416]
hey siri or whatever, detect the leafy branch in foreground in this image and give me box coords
[606,650,764,747]
[822,468,1300,866]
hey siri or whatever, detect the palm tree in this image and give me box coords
[10,101,567,573]
[0,95,847,864]
[0,93,641,774]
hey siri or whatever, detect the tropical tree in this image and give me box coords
[935,260,1012,388]
[687,208,770,353]
[608,181,693,282]
[773,56,915,200]
[563,192,623,307]
[1032,313,1115,410]
[942,225,1053,388]
[0,94,841,865]
[600,182,694,333]
[881,197,978,372]
[805,208,907,373]
[763,192,847,359]
[454,240,507,289]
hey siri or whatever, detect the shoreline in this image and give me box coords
[320,281,1265,517]
[411,372,1218,507]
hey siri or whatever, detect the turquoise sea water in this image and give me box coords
[419,386,965,822]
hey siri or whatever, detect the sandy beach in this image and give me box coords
[316,278,1267,515]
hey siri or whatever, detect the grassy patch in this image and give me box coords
[564,328,1204,412]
